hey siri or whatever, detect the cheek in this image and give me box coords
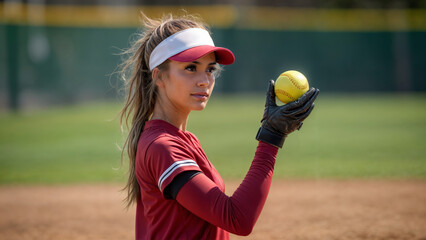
[165,71,185,89]
[210,77,216,89]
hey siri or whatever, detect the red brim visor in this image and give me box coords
[169,45,235,65]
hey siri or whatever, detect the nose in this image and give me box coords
[197,73,211,87]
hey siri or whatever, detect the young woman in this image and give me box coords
[120,14,319,240]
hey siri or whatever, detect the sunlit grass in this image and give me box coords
[0,93,425,184]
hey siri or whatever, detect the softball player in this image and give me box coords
[119,14,319,240]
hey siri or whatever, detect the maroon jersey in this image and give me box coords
[135,120,229,239]
[135,119,278,239]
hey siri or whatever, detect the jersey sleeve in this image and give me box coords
[176,141,278,236]
[145,135,202,194]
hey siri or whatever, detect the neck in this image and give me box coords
[151,101,190,132]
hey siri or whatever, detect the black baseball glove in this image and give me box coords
[256,80,320,148]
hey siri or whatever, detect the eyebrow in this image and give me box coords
[192,61,217,65]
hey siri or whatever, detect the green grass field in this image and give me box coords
[0,94,425,184]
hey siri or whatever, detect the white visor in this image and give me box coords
[149,28,215,70]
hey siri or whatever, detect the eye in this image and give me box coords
[185,64,196,72]
[207,66,217,74]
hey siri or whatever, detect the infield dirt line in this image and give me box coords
[0,180,425,240]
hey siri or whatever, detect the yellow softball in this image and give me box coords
[274,70,309,104]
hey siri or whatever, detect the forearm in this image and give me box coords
[176,141,278,235]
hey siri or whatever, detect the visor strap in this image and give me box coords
[149,28,215,71]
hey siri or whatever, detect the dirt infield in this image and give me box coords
[0,180,425,240]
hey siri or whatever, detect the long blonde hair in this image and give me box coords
[119,13,208,208]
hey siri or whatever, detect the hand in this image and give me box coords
[255,80,319,148]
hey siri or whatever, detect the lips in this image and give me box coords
[192,92,209,97]
[191,92,209,100]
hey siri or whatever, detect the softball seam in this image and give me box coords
[281,73,309,90]
[275,89,297,102]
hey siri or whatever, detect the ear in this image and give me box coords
[152,68,165,88]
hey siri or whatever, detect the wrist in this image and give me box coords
[255,127,287,148]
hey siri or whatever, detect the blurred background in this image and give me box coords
[0,0,425,183]
[0,2,425,239]
[1,0,425,111]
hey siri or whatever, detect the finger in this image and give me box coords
[298,88,319,107]
[284,88,316,110]
[265,80,277,107]
[296,103,315,122]
[304,88,319,109]
[283,88,319,116]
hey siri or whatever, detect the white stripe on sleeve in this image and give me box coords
[158,160,199,191]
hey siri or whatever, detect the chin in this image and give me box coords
[192,103,208,111]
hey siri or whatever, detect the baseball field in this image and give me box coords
[1,94,425,239]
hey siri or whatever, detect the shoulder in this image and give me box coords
[139,130,195,163]
[136,126,202,192]
[148,134,186,154]
[185,131,200,142]
[138,123,176,150]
